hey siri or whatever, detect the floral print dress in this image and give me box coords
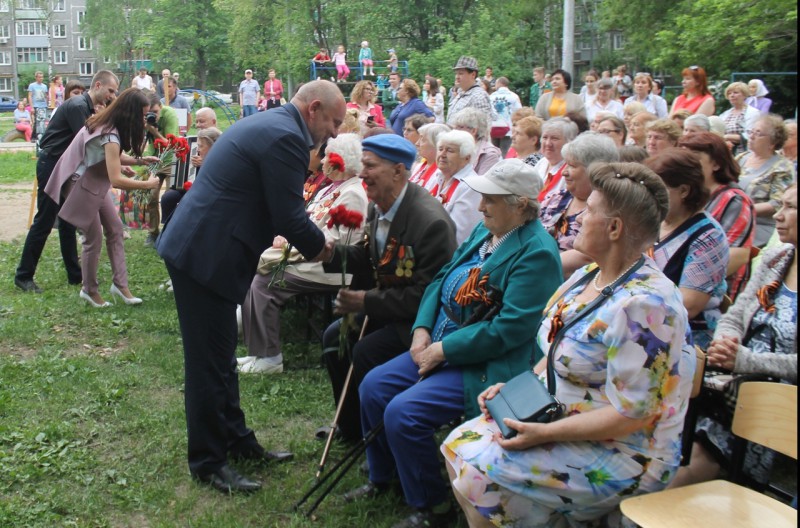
[442,258,695,527]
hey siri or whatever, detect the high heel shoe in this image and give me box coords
[79,289,111,308]
[110,284,143,305]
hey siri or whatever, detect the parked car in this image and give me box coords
[207,90,233,104]
[0,95,18,112]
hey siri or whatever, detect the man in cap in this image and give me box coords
[238,69,260,118]
[320,134,457,444]
[447,55,494,126]
[157,80,345,494]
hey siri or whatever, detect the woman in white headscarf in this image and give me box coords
[746,79,772,113]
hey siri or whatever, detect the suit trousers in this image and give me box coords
[81,192,128,295]
[166,263,258,474]
[322,318,407,442]
[360,352,464,509]
[147,171,169,237]
[242,271,338,359]
[15,153,81,284]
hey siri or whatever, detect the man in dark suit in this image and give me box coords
[157,80,345,493]
[321,134,457,443]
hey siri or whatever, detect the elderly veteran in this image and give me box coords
[321,134,457,443]
[450,106,502,175]
[347,159,562,528]
[443,162,695,527]
[427,129,484,244]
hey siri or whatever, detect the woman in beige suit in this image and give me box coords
[45,88,160,307]
[535,69,586,120]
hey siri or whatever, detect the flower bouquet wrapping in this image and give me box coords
[130,134,190,210]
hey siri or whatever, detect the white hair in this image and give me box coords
[417,123,451,147]
[449,107,491,140]
[684,114,711,131]
[326,133,363,175]
[437,130,476,158]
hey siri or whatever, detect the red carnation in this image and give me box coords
[327,152,346,173]
[153,138,170,152]
[183,181,193,191]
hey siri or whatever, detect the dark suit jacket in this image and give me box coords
[325,182,457,347]
[157,104,325,303]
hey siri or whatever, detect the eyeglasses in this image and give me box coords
[747,129,769,138]
[599,128,621,135]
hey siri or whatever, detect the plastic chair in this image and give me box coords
[620,382,797,528]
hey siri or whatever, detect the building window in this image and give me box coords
[79,62,94,75]
[77,11,85,25]
[0,25,9,38]
[78,36,92,50]
[54,50,67,64]
[0,51,10,65]
[103,55,113,63]
[52,0,65,11]
[20,0,39,8]
[612,33,626,50]
[17,20,49,37]
[53,24,65,38]
[0,78,12,92]
[17,47,47,63]
[580,36,592,50]
[0,1,9,12]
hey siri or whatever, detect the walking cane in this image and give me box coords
[315,315,369,479]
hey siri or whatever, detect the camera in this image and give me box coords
[145,112,158,126]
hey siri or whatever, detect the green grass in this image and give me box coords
[0,229,448,528]
[0,153,37,185]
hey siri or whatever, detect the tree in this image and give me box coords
[84,0,151,84]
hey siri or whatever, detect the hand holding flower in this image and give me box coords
[334,288,365,314]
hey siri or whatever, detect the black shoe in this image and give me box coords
[68,277,82,286]
[229,443,294,465]
[391,507,456,528]
[15,278,43,293]
[343,481,390,503]
[191,464,262,494]
[144,234,157,248]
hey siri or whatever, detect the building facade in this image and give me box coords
[0,0,105,99]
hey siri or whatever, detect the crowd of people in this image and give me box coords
[10,56,796,528]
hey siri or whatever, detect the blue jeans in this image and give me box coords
[241,105,257,118]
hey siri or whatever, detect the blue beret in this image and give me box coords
[361,134,417,170]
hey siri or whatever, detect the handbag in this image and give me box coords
[486,257,645,439]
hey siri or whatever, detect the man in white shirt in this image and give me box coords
[489,77,522,156]
[132,68,153,90]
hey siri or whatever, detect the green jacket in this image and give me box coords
[529,81,552,108]
[143,105,180,157]
[413,220,562,418]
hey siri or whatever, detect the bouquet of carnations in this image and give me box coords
[130,134,190,210]
[326,204,364,359]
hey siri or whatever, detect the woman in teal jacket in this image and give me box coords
[348,159,562,527]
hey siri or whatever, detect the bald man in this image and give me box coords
[195,107,217,130]
[157,80,345,494]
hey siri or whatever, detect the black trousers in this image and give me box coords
[167,263,258,475]
[322,318,407,441]
[15,154,81,284]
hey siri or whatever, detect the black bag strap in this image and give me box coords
[544,256,646,396]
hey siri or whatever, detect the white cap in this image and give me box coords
[245,69,253,74]
[464,159,542,200]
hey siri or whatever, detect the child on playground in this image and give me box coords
[387,48,398,73]
[359,41,375,76]
[333,45,350,83]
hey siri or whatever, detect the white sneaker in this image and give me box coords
[239,358,283,374]
[237,355,256,366]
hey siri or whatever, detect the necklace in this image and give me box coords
[592,257,641,293]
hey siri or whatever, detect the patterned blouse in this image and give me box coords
[539,188,581,251]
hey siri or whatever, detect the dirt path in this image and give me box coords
[0,183,35,242]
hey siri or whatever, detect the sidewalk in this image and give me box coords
[0,141,36,153]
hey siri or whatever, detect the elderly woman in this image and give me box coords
[346,80,385,129]
[624,72,668,118]
[239,134,368,373]
[13,101,32,142]
[679,132,756,299]
[746,79,773,113]
[628,111,657,147]
[585,78,624,123]
[736,114,795,247]
[389,78,434,136]
[535,117,579,202]
[402,113,432,146]
[350,159,563,528]
[539,132,620,277]
[646,149,730,349]
[443,162,696,527]
[645,118,682,157]
[450,107,502,175]
[409,122,450,189]
[720,82,761,156]
[535,69,586,120]
[781,119,796,169]
[683,114,711,136]
[428,130,483,244]
[622,101,646,129]
[672,183,796,489]
[596,115,627,147]
[510,115,543,167]
[670,65,716,116]
[504,107,536,159]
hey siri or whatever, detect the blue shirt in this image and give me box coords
[389,97,433,135]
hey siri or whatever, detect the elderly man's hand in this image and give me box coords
[334,288,366,314]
